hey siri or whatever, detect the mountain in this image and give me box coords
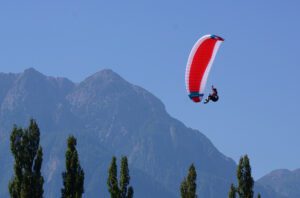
[0,68,284,197]
[257,169,300,198]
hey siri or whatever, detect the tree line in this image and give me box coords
[7,119,261,198]
[8,119,133,198]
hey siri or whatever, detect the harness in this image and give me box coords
[211,94,219,102]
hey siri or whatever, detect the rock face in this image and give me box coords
[257,169,300,198]
[0,68,283,198]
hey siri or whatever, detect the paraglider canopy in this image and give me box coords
[185,34,224,103]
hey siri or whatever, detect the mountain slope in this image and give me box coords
[257,169,300,198]
[0,68,284,198]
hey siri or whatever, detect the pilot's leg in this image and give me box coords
[204,95,211,104]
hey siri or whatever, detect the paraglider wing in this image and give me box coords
[185,35,224,103]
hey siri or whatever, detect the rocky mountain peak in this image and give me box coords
[83,69,127,85]
[21,67,45,81]
[23,67,41,75]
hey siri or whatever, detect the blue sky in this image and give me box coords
[1,0,299,179]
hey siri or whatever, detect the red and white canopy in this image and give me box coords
[185,35,224,103]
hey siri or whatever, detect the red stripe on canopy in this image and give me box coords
[188,38,218,93]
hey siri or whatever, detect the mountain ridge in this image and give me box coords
[257,168,300,198]
[0,68,286,198]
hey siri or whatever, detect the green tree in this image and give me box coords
[127,187,134,198]
[107,156,134,198]
[228,184,236,198]
[180,177,188,198]
[108,157,120,198]
[119,156,134,198]
[180,164,197,198]
[237,155,254,198]
[8,119,44,198]
[257,193,261,198]
[61,135,84,198]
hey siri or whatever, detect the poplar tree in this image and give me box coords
[257,193,261,198]
[61,135,84,198]
[107,156,134,198]
[229,155,258,198]
[237,155,254,198]
[33,147,44,198]
[120,156,134,198]
[228,184,236,198]
[8,119,44,198]
[180,178,188,198]
[180,164,197,198]
[127,187,134,198]
[107,157,119,198]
